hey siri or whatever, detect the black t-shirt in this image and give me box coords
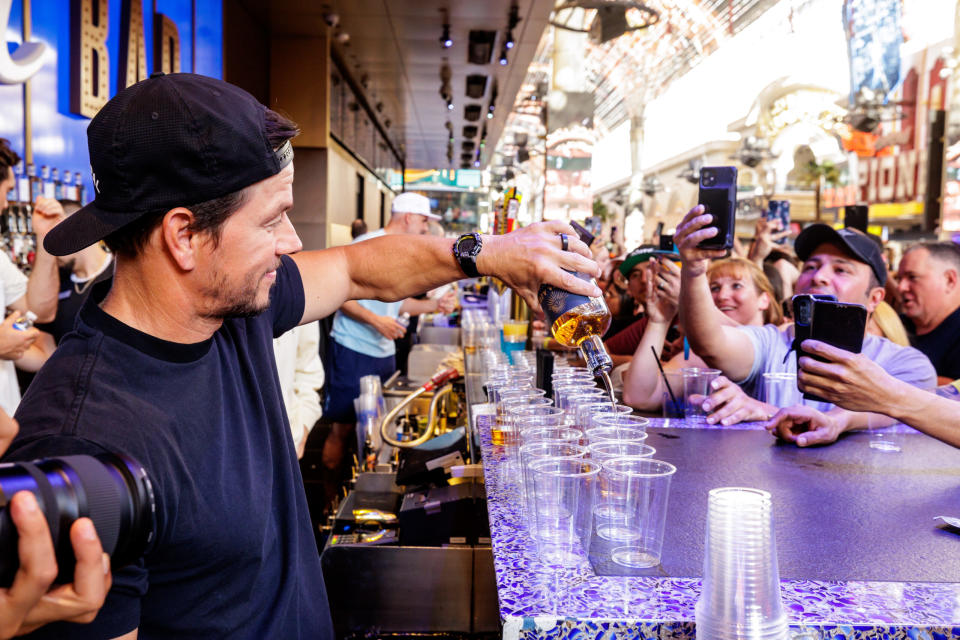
[35,261,114,344]
[904,304,960,380]
[6,255,333,639]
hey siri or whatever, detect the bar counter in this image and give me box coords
[476,413,960,639]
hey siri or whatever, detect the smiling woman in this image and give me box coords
[707,258,782,326]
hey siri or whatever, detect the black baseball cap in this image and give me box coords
[44,73,294,256]
[794,224,887,287]
[618,245,658,277]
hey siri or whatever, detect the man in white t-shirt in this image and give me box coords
[322,193,455,471]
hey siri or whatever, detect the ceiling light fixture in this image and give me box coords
[440,24,453,48]
[498,49,508,66]
[504,30,515,49]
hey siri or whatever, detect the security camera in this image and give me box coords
[322,13,340,28]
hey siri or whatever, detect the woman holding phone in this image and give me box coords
[622,257,781,424]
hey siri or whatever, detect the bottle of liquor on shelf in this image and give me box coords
[62,170,74,201]
[75,172,86,205]
[26,163,39,203]
[51,168,62,199]
[40,165,53,198]
[14,161,29,204]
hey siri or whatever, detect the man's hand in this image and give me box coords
[31,198,67,242]
[435,290,457,315]
[698,375,775,426]
[479,221,601,312]
[674,206,729,278]
[797,339,892,413]
[370,314,407,340]
[0,494,111,638]
[644,257,680,324]
[763,404,844,447]
[747,217,789,265]
[0,313,39,361]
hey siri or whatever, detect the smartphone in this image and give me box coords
[792,293,837,355]
[844,205,869,233]
[570,220,594,247]
[766,200,791,244]
[697,166,738,251]
[793,296,866,401]
[659,234,675,252]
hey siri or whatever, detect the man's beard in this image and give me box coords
[199,268,274,320]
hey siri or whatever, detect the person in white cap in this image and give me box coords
[322,192,457,474]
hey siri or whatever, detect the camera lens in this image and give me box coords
[0,453,155,587]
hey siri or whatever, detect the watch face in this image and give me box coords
[458,235,478,255]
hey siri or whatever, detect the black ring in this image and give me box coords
[560,233,569,252]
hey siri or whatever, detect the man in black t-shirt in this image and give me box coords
[4,74,600,639]
[898,241,960,383]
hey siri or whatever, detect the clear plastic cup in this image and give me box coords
[510,405,565,429]
[587,441,656,462]
[695,487,789,640]
[584,427,649,445]
[590,414,650,432]
[529,457,601,567]
[520,426,583,446]
[683,367,721,422]
[574,402,632,431]
[519,441,587,518]
[661,370,685,418]
[762,372,801,409]
[596,457,676,566]
[553,382,598,412]
[561,390,609,413]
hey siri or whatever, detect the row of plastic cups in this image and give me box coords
[523,453,677,569]
[517,440,659,516]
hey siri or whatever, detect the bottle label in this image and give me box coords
[537,271,593,326]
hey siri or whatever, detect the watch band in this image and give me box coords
[453,232,482,278]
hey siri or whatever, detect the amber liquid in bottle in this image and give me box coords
[538,282,617,406]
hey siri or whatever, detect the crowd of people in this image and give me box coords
[595,205,960,447]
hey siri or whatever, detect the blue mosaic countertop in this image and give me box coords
[477,414,960,640]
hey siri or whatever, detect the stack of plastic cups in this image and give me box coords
[695,488,789,640]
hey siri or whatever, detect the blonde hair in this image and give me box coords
[870,300,910,346]
[707,257,784,326]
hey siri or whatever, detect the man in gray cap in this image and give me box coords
[674,205,935,447]
[322,192,456,473]
[3,74,599,639]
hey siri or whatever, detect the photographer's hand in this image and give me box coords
[0,493,111,638]
[0,409,111,638]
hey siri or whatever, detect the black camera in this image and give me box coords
[0,453,155,587]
